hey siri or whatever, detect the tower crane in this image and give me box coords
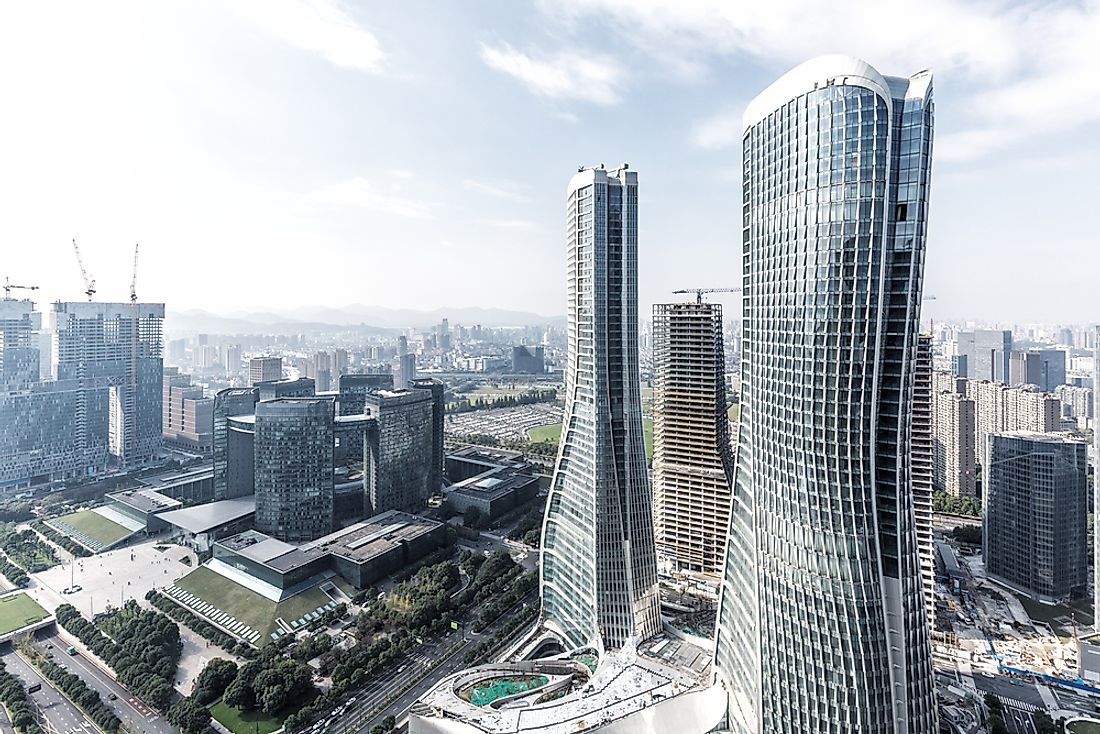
[128,243,140,465]
[71,238,96,301]
[130,243,139,303]
[2,277,39,301]
[672,287,742,304]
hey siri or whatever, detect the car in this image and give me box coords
[45,644,52,649]
[108,693,117,701]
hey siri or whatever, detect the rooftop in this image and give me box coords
[107,487,183,515]
[158,496,257,534]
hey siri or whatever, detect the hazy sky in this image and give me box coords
[1,1,1097,324]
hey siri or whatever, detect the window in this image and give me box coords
[895,203,908,222]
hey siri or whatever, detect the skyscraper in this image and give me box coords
[212,387,259,500]
[253,397,335,542]
[651,300,734,578]
[540,164,661,652]
[714,56,936,733]
[1095,325,1100,621]
[985,432,1088,602]
[53,301,164,468]
[956,330,1012,382]
[912,334,935,631]
[363,388,435,515]
[249,356,282,386]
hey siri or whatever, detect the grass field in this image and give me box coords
[57,510,133,547]
[527,418,654,459]
[210,701,284,734]
[0,592,49,635]
[1068,721,1100,734]
[175,567,342,640]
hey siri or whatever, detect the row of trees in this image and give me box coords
[17,640,121,733]
[447,389,558,414]
[0,501,35,524]
[463,601,540,667]
[55,602,179,711]
[474,572,537,632]
[0,529,58,572]
[223,655,316,716]
[32,522,91,557]
[933,491,981,518]
[145,589,257,658]
[0,659,43,734]
[167,657,238,733]
[507,501,546,547]
[0,553,29,587]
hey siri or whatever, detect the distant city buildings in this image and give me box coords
[651,300,734,578]
[715,57,936,732]
[984,432,1088,603]
[248,356,282,385]
[956,329,1012,381]
[510,345,545,374]
[1055,384,1093,430]
[397,352,416,388]
[966,380,1061,466]
[933,388,977,498]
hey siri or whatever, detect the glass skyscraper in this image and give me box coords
[540,165,661,652]
[714,56,936,733]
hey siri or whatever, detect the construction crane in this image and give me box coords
[130,243,139,303]
[2,277,39,301]
[71,238,96,301]
[672,287,742,304]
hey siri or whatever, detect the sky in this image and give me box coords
[1,0,1097,325]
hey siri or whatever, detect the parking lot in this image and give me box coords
[445,404,562,443]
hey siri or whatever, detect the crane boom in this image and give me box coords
[672,287,743,304]
[130,243,139,303]
[2,277,39,300]
[71,238,96,301]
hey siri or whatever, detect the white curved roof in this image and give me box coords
[743,54,892,132]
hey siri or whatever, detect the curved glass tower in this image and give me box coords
[714,56,936,733]
[540,165,662,652]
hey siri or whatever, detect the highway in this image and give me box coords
[1,645,97,734]
[36,631,178,734]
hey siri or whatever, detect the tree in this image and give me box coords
[168,698,212,734]
[984,692,1003,714]
[192,657,238,705]
[1033,712,1057,734]
[990,715,1009,734]
[463,506,484,529]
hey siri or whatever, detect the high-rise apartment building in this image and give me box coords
[912,334,935,630]
[956,330,1012,382]
[966,380,1060,466]
[397,352,416,388]
[363,388,435,515]
[162,368,213,454]
[0,299,41,390]
[224,344,242,374]
[253,397,335,543]
[715,57,936,733]
[933,391,977,498]
[1055,385,1092,430]
[651,301,734,578]
[541,164,661,652]
[985,432,1088,602]
[53,301,164,468]
[313,351,332,392]
[249,356,282,386]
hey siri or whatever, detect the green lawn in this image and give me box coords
[0,592,49,635]
[210,701,284,734]
[527,419,654,459]
[1067,721,1100,734]
[56,510,133,547]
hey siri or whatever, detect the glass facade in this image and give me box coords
[715,56,935,733]
[364,389,435,515]
[540,166,661,652]
[212,387,259,500]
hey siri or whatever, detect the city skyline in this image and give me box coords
[2,1,1098,323]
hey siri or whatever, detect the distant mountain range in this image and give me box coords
[166,304,563,335]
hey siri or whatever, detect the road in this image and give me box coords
[36,631,177,734]
[973,673,1043,734]
[1,646,97,734]
[316,590,536,734]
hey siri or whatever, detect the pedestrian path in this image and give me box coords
[1000,696,1038,712]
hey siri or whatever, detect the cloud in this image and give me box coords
[305,177,433,219]
[556,111,580,124]
[462,179,532,202]
[540,0,1100,160]
[692,110,742,149]
[479,42,625,104]
[234,0,385,72]
[472,218,540,230]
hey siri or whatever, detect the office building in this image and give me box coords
[212,387,260,500]
[715,57,936,733]
[364,388,435,515]
[912,334,935,629]
[257,377,315,400]
[985,432,1088,602]
[249,356,282,386]
[933,391,977,498]
[337,373,394,415]
[397,352,416,388]
[540,164,661,652]
[53,301,165,468]
[1095,325,1100,623]
[651,301,734,578]
[511,345,545,374]
[1008,350,1041,387]
[1006,349,1066,391]
[443,448,539,521]
[253,397,335,543]
[162,368,213,454]
[956,330,1012,382]
[409,377,445,495]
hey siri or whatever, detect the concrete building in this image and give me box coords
[257,377,315,400]
[715,57,936,733]
[1005,349,1067,391]
[0,299,41,390]
[337,373,393,415]
[249,356,282,386]
[956,330,1012,382]
[162,368,213,454]
[1055,385,1093,431]
[933,391,977,498]
[53,301,165,468]
[213,388,259,500]
[967,380,1061,466]
[253,397,335,543]
[397,352,416,388]
[364,388,434,515]
[313,351,332,392]
[912,334,936,631]
[542,164,661,652]
[985,432,1088,603]
[650,301,734,578]
[409,377,445,495]
[1095,325,1100,625]
[511,346,545,374]
[443,448,539,521]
